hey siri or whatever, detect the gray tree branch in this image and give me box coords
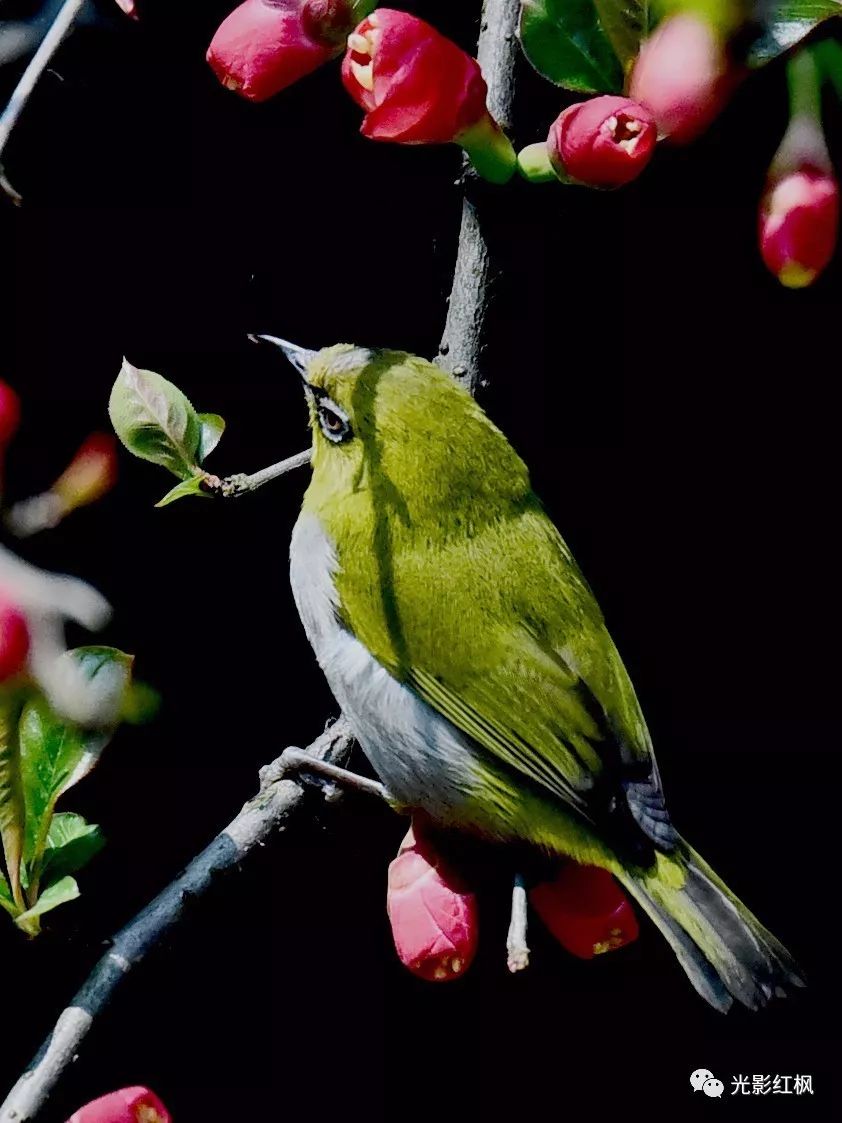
[436,0,521,394]
[0,721,355,1122]
[0,0,87,204]
[0,2,521,1117]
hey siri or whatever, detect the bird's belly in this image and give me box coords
[289,513,485,819]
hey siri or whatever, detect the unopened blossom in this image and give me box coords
[342,9,516,182]
[547,96,657,188]
[387,823,479,981]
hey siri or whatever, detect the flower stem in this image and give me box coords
[773,47,831,177]
[459,115,517,185]
[788,48,821,123]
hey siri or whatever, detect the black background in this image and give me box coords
[1,2,840,1120]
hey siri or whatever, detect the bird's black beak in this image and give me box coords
[248,334,317,380]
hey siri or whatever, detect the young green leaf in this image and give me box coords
[156,476,213,508]
[19,647,132,881]
[15,875,79,931]
[519,0,627,93]
[197,413,226,463]
[39,813,105,885]
[109,359,203,480]
[0,695,25,910]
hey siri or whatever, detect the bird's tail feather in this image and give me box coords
[616,840,805,1013]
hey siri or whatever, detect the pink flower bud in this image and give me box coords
[386,824,478,981]
[66,1086,170,1123]
[342,9,489,144]
[530,862,639,960]
[114,0,138,19]
[547,96,656,188]
[759,168,839,288]
[207,0,352,102]
[0,595,29,683]
[341,10,515,181]
[630,15,741,144]
[0,380,21,447]
[52,433,118,513]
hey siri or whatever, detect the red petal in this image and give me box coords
[0,597,30,683]
[342,9,488,144]
[760,170,839,285]
[387,826,478,981]
[530,863,639,960]
[549,96,656,188]
[0,380,21,445]
[66,1086,171,1123]
[207,0,337,103]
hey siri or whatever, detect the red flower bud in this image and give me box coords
[387,824,479,981]
[547,96,656,188]
[341,9,515,181]
[208,0,353,102]
[342,10,488,143]
[0,380,21,447]
[0,595,29,683]
[530,862,639,960]
[66,1086,170,1123]
[759,169,839,289]
[53,433,119,514]
[630,15,740,144]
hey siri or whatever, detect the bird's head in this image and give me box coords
[252,336,530,521]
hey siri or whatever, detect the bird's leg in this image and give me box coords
[506,872,531,973]
[260,746,393,804]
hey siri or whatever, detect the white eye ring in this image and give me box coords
[316,398,351,443]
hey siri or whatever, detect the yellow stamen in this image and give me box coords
[348,33,371,54]
[350,60,374,91]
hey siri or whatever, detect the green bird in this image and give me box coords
[269,337,802,1012]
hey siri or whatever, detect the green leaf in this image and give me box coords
[0,696,25,910]
[593,0,651,72]
[39,813,105,885]
[109,358,203,480]
[197,413,226,463]
[15,876,79,929]
[155,475,212,508]
[519,0,628,92]
[748,2,842,67]
[0,871,17,918]
[19,647,132,879]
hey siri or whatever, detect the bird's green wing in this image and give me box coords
[337,495,673,851]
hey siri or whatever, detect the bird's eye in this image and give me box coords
[317,401,351,444]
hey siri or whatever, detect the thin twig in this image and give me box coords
[436,0,521,393]
[2,4,522,1116]
[0,0,86,203]
[0,720,354,1123]
[202,448,312,499]
[506,873,530,973]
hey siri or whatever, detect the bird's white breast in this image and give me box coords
[289,512,483,817]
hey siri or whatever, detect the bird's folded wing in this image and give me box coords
[409,626,620,819]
